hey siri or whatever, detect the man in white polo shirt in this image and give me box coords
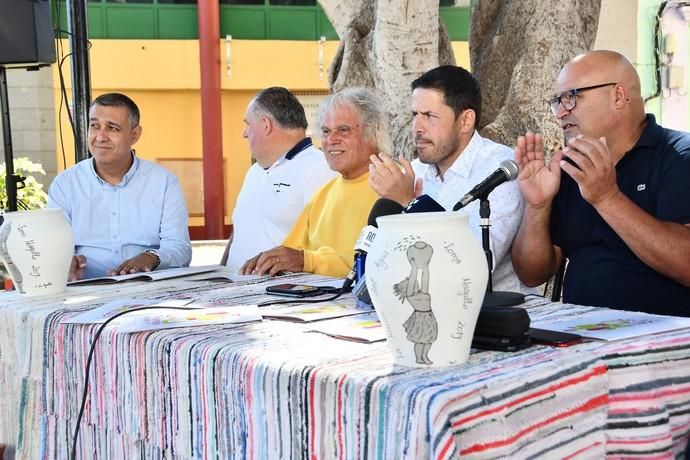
[223,87,336,272]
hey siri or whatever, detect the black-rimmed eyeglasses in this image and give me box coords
[548,82,617,115]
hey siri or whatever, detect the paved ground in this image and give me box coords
[190,240,228,267]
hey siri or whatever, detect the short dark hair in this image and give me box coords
[251,87,308,130]
[91,92,140,127]
[411,65,482,126]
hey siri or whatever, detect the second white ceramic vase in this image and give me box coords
[365,211,488,367]
[0,208,74,296]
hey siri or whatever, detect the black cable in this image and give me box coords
[257,288,346,307]
[54,0,74,169]
[56,52,71,170]
[645,1,668,103]
[643,2,690,103]
[53,0,92,169]
[70,285,346,458]
[70,305,194,460]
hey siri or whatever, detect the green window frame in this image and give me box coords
[53,1,470,41]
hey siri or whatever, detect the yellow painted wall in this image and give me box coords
[52,39,469,227]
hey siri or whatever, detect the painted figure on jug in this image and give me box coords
[394,241,438,365]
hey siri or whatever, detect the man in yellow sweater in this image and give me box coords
[239,87,388,277]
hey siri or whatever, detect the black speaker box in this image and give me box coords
[0,0,56,67]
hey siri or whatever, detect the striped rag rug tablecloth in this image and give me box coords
[1,279,689,459]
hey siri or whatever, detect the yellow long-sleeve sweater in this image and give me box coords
[282,172,379,277]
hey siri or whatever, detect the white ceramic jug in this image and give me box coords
[365,211,488,367]
[0,208,74,296]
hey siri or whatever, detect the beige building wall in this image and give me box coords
[594,0,639,62]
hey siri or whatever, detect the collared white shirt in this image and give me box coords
[412,131,530,293]
[48,156,192,279]
[227,140,337,271]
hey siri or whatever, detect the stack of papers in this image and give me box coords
[261,303,366,322]
[68,265,224,285]
[532,309,690,341]
[308,312,386,343]
[61,297,261,332]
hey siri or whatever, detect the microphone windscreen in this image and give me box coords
[500,159,519,181]
[367,198,405,227]
[403,194,446,214]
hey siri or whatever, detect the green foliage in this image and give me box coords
[0,157,49,211]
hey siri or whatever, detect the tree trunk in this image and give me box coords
[318,0,455,159]
[470,0,602,152]
[318,0,601,157]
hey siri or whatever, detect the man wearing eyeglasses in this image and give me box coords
[239,88,384,277]
[512,50,690,316]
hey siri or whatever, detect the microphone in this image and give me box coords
[452,160,519,211]
[367,198,405,226]
[342,199,405,291]
[403,194,445,213]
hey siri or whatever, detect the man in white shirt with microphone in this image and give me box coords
[369,65,528,294]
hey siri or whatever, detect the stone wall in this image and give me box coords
[0,66,57,186]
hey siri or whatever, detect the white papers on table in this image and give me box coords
[261,303,367,322]
[62,298,196,324]
[184,267,270,283]
[531,309,690,341]
[303,278,345,289]
[308,312,386,343]
[68,265,224,285]
[187,271,343,290]
[115,304,261,332]
[61,297,262,332]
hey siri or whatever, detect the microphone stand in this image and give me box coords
[1,66,23,212]
[479,196,525,307]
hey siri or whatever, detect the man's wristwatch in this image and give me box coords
[144,249,161,270]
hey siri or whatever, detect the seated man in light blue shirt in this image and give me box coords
[48,93,192,280]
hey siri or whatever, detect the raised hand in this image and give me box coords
[369,152,417,206]
[560,136,620,207]
[514,132,562,207]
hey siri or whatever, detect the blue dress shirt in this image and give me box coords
[48,156,192,279]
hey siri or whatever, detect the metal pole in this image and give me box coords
[479,197,493,293]
[0,66,20,212]
[198,2,226,239]
[66,0,91,163]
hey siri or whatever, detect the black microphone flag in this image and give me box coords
[342,199,405,291]
[403,194,445,213]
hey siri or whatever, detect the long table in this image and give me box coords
[1,274,689,459]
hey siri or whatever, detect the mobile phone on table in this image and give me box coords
[529,328,582,347]
[265,283,322,298]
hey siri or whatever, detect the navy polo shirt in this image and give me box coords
[551,115,690,316]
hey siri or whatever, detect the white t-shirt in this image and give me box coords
[227,139,337,271]
[412,131,532,294]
